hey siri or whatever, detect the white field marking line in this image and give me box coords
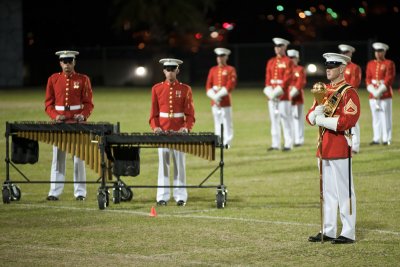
[14,204,400,236]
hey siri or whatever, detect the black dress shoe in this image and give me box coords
[369,141,379,145]
[176,200,186,206]
[331,235,355,244]
[157,200,167,206]
[294,143,302,147]
[282,147,291,151]
[382,142,390,145]
[75,196,86,201]
[267,147,279,151]
[46,195,59,201]
[308,233,335,242]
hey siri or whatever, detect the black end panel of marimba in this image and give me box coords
[111,147,140,177]
[11,136,39,164]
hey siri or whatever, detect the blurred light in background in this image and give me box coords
[134,66,147,77]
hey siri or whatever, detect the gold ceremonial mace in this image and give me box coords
[311,82,327,243]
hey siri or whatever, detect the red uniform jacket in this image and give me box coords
[149,80,195,131]
[205,65,237,107]
[365,59,395,99]
[45,71,94,121]
[265,55,294,101]
[306,80,360,159]
[290,65,306,105]
[344,61,362,89]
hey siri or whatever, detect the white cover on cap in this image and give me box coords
[272,37,290,46]
[287,49,299,58]
[55,50,79,58]
[159,58,183,66]
[338,44,355,53]
[214,47,231,56]
[323,53,351,65]
[372,42,389,51]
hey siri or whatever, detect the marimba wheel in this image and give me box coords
[10,184,21,201]
[2,187,11,204]
[120,187,133,202]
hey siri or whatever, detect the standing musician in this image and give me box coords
[338,44,362,154]
[365,42,395,146]
[287,49,306,147]
[45,50,94,201]
[306,53,360,244]
[263,37,294,151]
[205,47,237,147]
[149,58,195,207]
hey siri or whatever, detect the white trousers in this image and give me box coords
[351,121,360,153]
[212,105,233,146]
[291,104,304,145]
[369,98,392,143]
[268,100,293,149]
[157,148,187,202]
[48,146,86,198]
[319,158,356,240]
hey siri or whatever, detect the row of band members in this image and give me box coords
[43,38,393,244]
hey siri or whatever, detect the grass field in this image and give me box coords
[0,87,399,266]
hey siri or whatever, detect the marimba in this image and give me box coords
[104,132,220,161]
[96,131,226,210]
[6,121,116,175]
[2,121,117,204]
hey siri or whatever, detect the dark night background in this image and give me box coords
[11,0,400,86]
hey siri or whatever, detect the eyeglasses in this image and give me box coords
[60,58,74,64]
[324,61,342,69]
[164,66,177,72]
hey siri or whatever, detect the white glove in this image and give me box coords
[215,87,228,97]
[207,89,220,104]
[153,127,163,134]
[308,105,324,125]
[263,86,273,99]
[272,85,284,99]
[377,84,387,97]
[289,87,299,98]
[366,84,375,94]
[178,127,188,133]
[315,115,339,131]
[314,105,325,116]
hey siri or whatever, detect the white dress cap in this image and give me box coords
[323,53,351,65]
[214,47,231,56]
[372,42,389,51]
[338,44,355,53]
[159,58,183,66]
[287,49,299,58]
[55,50,79,58]
[272,37,290,46]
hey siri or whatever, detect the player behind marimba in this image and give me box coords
[149,58,195,206]
[44,50,94,201]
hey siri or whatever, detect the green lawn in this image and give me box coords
[0,87,399,266]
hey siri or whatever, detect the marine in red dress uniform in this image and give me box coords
[287,49,306,146]
[45,50,94,201]
[365,42,395,145]
[205,47,237,146]
[339,44,362,153]
[149,58,195,206]
[263,37,294,151]
[307,53,360,244]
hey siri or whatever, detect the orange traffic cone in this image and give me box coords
[149,206,157,217]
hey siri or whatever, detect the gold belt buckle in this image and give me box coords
[169,113,173,118]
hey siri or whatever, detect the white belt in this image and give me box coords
[270,79,283,84]
[160,112,184,118]
[55,105,82,111]
[371,79,384,85]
